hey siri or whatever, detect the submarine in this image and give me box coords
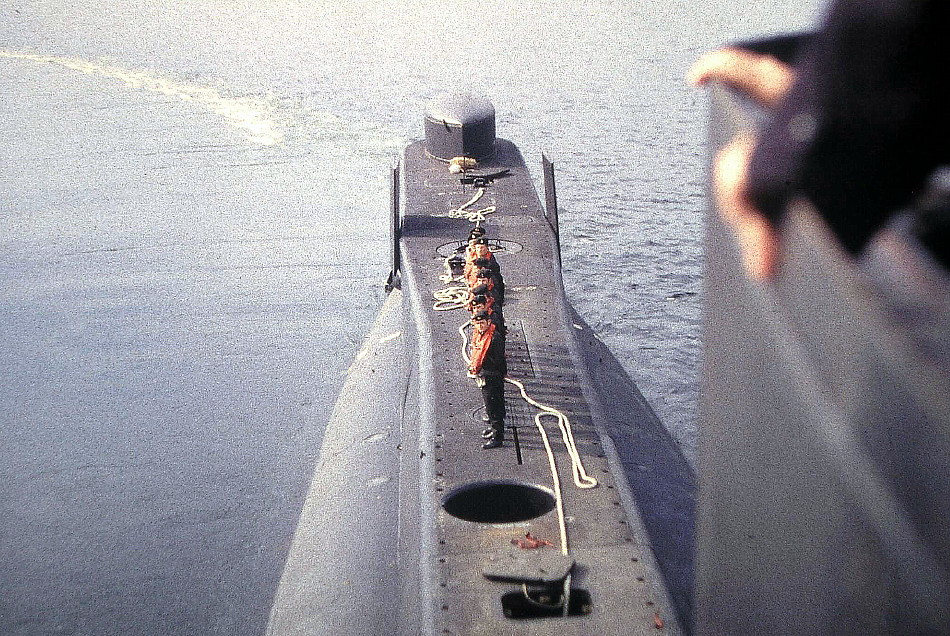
[263,34,950,634]
[265,94,696,635]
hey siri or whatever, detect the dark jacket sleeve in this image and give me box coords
[747,0,949,252]
[481,331,507,378]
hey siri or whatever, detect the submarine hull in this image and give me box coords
[268,101,695,634]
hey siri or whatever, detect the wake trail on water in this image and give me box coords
[2,49,285,145]
[1,48,409,159]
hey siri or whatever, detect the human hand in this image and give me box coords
[712,133,779,280]
[689,46,791,280]
[687,47,796,109]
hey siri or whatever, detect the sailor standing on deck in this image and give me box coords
[464,239,500,285]
[475,266,505,306]
[468,309,507,449]
[466,226,486,250]
[463,231,486,270]
[466,293,503,326]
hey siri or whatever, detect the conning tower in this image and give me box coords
[424,92,496,161]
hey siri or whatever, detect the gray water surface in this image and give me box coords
[1,2,821,633]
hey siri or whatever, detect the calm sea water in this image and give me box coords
[1,1,821,633]
[3,0,823,458]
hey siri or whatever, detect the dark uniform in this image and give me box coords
[469,310,507,449]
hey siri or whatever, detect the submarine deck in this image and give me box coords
[397,138,680,634]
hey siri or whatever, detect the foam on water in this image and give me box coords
[1,49,285,145]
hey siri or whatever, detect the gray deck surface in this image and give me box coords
[398,138,681,634]
[267,138,694,635]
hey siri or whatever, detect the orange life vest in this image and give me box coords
[464,248,493,286]
[468,322,496,374]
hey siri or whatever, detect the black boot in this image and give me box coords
[482,435,503,449]
[482,422,504,449]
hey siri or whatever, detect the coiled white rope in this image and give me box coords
[435,187,497,223]
[433,286,469,311]
[433,257,469,311]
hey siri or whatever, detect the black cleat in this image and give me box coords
[481,428,495,438]
[482,437,503,450]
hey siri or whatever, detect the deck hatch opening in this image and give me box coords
[435,239,524,259]
[502,588,592,619]
[441,481,555,523]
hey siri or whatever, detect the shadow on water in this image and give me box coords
[569,308,697,628]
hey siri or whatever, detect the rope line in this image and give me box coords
[432,187,497,223]
[433,282,469,311]
[433,258,469,311]
[457,187,484,211]
[458,320,599,557]
[533,406,570,556]
[505,376,599,491]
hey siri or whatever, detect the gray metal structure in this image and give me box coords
[424,93,497,162]
[387,163,402,292]
[268,95,695,634]
[541,153,561,265]
[696,81,950,634]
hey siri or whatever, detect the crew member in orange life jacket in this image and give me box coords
[473,267,504,306]
[464,257,492,288]
[462,229,487,275]
[464,239,500,285]
[467,291,497,318]
[468,226,486,243]
[469,283,504,334]
[465,226,486,259]
[468,309,507,449]
[468,294,505,335]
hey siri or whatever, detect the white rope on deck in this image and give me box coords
[457,320,599,558]
[433,187,497,223]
